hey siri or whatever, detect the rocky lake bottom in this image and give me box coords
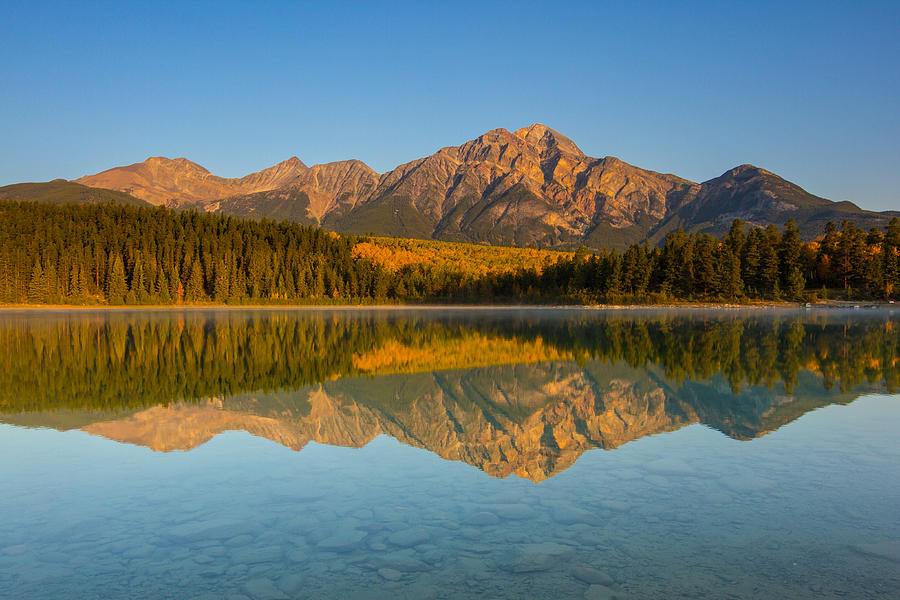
[2,395,899,599]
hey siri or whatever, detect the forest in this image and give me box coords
[0,201,898,305]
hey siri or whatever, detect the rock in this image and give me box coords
[164,519,254,543]
[376,551,431,572]
[230,546,283,565]
[378,568,403,581]
[851,540,900,562]
[719,474,775,493]
[507,543,573,573]
[584,584,622,600]
[645,458,693,476]
[225,534,254,547]
[278,573,305,595]
[316,529,366,553]
[489,504,536,520]
[243,577,288,600]
[464,512,500,527]
[572,567,614,585]
[387,528,430,548]
[551,506,598,525]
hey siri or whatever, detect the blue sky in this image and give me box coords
[1,0,898,211]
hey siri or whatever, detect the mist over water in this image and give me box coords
[1,308,898,599]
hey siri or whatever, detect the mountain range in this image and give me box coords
[4,124,895,249]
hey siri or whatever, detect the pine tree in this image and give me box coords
[184,260,206,303]
[780,219,805,300]
[27,261,49,303]
[106,253,128,305]
[213,259,229,302]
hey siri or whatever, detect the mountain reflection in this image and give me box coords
[1,309,897,480]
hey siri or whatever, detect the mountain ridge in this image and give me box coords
[56,125,900,248]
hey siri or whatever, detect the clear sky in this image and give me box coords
[1,0,898,211]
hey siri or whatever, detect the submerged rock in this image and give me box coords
[551,506,598,525]
[243,577,288,600]
[387,527,430,548]
[464,512,500,526]
[572,566,614,585]
[506,542,574,573]
[378,567,403,581]
[851,540,900,562]
[489,504,536,520]
[584,584,625,600]
[316,529,366,553]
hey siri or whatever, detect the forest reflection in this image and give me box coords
[0,308,897,479]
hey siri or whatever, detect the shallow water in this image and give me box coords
[1,308,898,599]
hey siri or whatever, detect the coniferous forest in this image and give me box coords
[0,201,898,305]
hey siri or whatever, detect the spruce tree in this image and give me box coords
[106,253,127,305]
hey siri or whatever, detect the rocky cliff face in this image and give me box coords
[332,125,698,247]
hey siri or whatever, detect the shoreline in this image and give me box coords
[0,300,894,312]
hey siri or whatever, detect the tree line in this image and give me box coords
[445,218,900,303]
[0,201,898,305]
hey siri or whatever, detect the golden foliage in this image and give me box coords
[352,237,571,276]
[352,334,572,375]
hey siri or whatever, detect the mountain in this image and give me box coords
[75,156,307,206]
[207,159,379,226]
[0,179,149,206]
[648,165,898,243]
[70,125,897,249]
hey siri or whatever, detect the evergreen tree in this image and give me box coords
[27,261,49,304]
[106,253,127,305]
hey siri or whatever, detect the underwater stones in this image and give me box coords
[316,529,366,553]
[572,566,614,585]
[243,577,288,600]
[386,527,430,548]
[464,512,500,526]
[377,567,403,581]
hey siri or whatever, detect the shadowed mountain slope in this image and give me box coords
[0,179,149,206]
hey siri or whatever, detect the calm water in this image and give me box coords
[1,307,899,599]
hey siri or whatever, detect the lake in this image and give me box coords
[1,307,898,599]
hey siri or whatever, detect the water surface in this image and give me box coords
[1,307,898,599]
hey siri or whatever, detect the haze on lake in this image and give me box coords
[1,308,898,599]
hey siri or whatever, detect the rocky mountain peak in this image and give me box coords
[514,123,585,158]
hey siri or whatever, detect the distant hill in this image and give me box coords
[66,125,898,249]
[0,179,149,206]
